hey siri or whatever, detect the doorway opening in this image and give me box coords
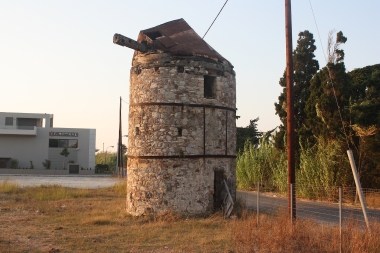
[213,170,225,210]
[69,164,79,174]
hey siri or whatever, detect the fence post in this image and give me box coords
[290,183,293,225]
[347,149,370,229]
[257,180,260,227]
[339,187,342,253]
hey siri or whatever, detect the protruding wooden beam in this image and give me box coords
[113,33,148,52]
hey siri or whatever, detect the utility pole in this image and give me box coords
[117,96,123,177]
[285,0,296,221]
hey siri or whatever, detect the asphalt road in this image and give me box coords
[237,190,380,227]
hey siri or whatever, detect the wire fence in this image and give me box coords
[237,183,380,252]
[237,182,380,227]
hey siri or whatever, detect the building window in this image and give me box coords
[69,140,78,148]
[58,139,69,148]
[204,75,216,98]
[5,117,13,126]
[49,139,59,147]
[135,127,140,136]
[177,127,183,137]
[49,139,78,148]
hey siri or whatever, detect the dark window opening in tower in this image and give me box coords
[135,127,140,136]
[204,75,216,98]
[177,127,183,137]
[177,66,184,73]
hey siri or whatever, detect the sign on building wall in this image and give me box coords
[49,132,78,137]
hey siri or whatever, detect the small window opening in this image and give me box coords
[177,66,184,73]
[135,127,140,136]
[154,67,160,73]
[5,117,13,126]
[204,75,216,98]
[177,127,182,137]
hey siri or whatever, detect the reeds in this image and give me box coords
[236,139,287,192]
[237,137,352,197]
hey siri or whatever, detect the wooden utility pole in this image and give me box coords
[117,96,123,177]
[285,0,296,221]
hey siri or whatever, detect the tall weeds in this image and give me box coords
[297,137,351,198]
[236,136,352,197]
[0,179,20,193]
[236,139,287,192]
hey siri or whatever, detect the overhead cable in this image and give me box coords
[202,0,229,39]
[308,0,350,149]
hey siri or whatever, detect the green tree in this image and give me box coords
[122,144,128,154]
[95,152,117,172]
[274,30,319,149]
[305,64,351,141]
[236,118,262,152]
[304,31,349,143]
[349,64,380,187]
[60,147,70,169]
[349,64,380,125]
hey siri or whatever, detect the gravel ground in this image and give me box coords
[0,175,122,188]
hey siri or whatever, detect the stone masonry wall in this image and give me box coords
[127,52,236,216]
[129,53,235,107]
[127,158,236,216]
[128,106,236,157]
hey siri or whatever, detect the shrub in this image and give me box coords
[10,159,19,169]
[95,164,110,173]
[42,159,51,169]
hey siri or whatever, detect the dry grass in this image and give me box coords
[366,193,380,209]
[232,210,380,253]
[1,181,380,253]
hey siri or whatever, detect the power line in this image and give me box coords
[308,0,350,149]
[202,0,229,39]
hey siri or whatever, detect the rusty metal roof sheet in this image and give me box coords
[137,19,232,67]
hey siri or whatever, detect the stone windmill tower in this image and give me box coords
[114,19,236,216]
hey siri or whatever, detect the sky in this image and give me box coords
[1,1,380,153]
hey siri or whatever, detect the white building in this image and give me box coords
[0,112,96,173]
